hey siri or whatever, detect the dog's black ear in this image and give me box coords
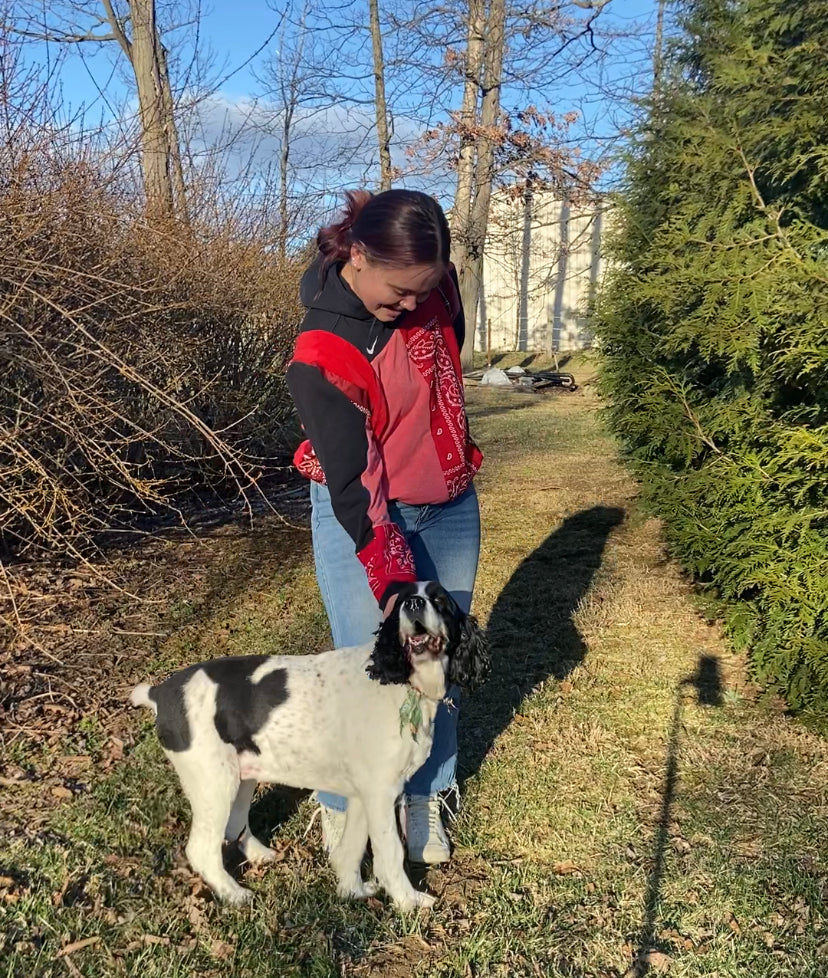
[448,614,490,692]
[366,609,411,685]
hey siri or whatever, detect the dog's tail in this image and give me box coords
[128,682,157,714]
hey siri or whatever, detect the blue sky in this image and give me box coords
[32,5,288,119]
[36,0,660,125]
[17,0,663,210]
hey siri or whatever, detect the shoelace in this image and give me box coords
[406,797,446,843]
[404,786,460,834]
[427,801,443,833]
[442,784,461,821]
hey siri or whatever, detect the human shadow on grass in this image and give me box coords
[457,505,625,783]
[242,508,622,897]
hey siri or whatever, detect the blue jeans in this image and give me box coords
[310,480,481,811]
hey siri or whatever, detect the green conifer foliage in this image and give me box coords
[594,0,828,716]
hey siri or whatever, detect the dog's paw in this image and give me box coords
[219,882,254,906]
[337,878,379,901]
[354,879,379,899]
[242,837,277,865]
[393,889,436,912]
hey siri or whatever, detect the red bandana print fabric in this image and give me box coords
[358,522,417,601]
[294,442,326,484]
[403,318,482,498]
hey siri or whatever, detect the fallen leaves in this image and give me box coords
[209,938,235,960]
[551,860,580,875]
[0,873,27,904]
[185,881,216,933]
[638,949,672,973]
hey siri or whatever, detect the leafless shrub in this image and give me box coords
[0,141,304,566]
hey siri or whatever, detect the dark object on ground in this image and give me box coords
[510,370,578,393]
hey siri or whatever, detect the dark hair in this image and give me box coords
[317,189,451,274]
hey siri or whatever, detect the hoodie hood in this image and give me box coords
[300,253,374,322]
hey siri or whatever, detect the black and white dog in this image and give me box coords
[129,581,489,910]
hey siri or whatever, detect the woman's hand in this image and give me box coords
[382,592,398,620]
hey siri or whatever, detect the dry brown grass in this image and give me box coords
[2,370,827,977]
[455,380,828,975]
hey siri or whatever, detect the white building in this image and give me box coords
[480,188,607,354]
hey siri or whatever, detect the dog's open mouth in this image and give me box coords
[404,632,445,657]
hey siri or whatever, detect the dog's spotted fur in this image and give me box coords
[129,581,489,910]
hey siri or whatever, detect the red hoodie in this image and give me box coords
[286,255,482,608]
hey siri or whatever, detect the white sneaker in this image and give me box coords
[320,805,347,855]
[404,794,451,864]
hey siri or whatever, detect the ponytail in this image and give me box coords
[317,190,373,275]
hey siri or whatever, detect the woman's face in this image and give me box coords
[344,246,445,322]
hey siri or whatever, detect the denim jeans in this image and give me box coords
[310,480,481,811]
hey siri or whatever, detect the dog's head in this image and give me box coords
[367,581,490,696]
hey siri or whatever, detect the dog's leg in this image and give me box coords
[363,789,436,911]
[225,779,275,866]
[329,796,377,901]
[169,750,252,905]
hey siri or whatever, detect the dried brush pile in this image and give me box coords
[0,152,304,564]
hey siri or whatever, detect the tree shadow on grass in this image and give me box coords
[628,654,723,977]
[458,505,625,783]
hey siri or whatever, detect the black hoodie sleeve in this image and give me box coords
[286,362,375,553]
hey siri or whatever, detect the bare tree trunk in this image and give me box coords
[653,0,667,90]
[257,3,312,258]
[277,41,301,261]
[278,100,293,260]
[518,179,533,351]
[456,0,505,370]
[101,0,175,220]
[157,38,188,223]
[127,0,175,218]
[450,0,485,276]
[548,202,570,357]
[368,0,393,191]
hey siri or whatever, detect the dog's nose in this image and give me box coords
[403,595,426,612]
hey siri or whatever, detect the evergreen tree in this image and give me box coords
[595,0,828,716]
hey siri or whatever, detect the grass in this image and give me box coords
[2,364,827,977]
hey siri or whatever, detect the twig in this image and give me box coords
[33,625,167,637]
[63,957,83,978]
[0,560,25,635]
[57,936,101,957]
[111,628,169,637]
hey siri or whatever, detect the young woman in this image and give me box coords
[286,188,483,864]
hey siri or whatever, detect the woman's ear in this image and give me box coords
[366,610,411,685]
[448,614,490,692]
[349,243,366,271]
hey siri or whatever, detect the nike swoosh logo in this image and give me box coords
[367,337,379,354]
